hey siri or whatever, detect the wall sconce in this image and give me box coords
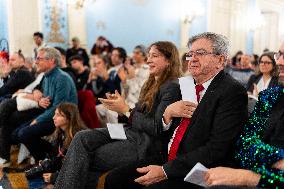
[179,1,205,51]
[180,0,205,24]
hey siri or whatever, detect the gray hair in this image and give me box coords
[38,46,61,66]
[188,32,230,64]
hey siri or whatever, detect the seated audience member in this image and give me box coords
[95,47,127,124]
[246,52,279,115]
[69,55,90,91]
[87,55,111,102]
[9,47,77,162]
[23,57,36,75]
[228,54,255,87]
[54,46,76,83]
[118,45,149,109]
[107,47,127,94]
[247,51,279,97]
[204,42,284,189]
[0,50,34,100]
[0,72,45,167]
[90,36,114,56]
[54,41,183,189]
[250,54,259,71]
[66,37,89,67]
[231,50,243,67]
[24,103,86,186]
[103,32,248,189]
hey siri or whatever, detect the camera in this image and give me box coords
[25,158,53,179]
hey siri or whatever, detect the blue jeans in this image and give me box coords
[11,120,55,160]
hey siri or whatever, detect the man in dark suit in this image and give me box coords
[104,32,248,189]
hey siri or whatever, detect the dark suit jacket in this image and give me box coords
[163,71,248,178]
[126,80,182,160]
[247,74,278,93]
[0,66,34,97]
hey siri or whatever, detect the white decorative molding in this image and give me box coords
[67,2,87,48]
[7,0,40,57]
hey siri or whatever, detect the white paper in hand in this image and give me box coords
[107,123,127,140]
[184,162,208,187]
[179,76,197,104]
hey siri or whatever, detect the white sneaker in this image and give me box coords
[0,157,11,168]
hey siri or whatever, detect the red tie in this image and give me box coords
[168,84,204,161]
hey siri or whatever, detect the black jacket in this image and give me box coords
[163,71,248,178]
[0,66,34,97]
[247,74,278,93]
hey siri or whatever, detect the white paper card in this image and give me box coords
[179,76,197,104]
[184,162,208,187]
[107,123,127,140]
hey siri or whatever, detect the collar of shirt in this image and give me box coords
[199,71,220,100]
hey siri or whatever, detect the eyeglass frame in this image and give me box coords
[259,60,273,65]
[35,56,50,62]
[185,49,220,61]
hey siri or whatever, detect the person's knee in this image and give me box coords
[13,128,31,144]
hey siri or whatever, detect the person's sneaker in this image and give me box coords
[0,157,11,168]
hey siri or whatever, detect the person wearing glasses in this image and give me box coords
[246,52,279,115]
[247,52,279,98]
[0,47,77,167]
[103,32,248,189]
[54,41,183,189]
[203,42,284,188]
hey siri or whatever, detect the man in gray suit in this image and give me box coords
[104,32,248,189]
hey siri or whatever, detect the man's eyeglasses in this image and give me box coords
[186,49,218,61]
[274,51,284,60]
[35,57,49,61]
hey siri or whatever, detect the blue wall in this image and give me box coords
[0,0,9,51]
[41,0,69,48]
[85,0,208,53]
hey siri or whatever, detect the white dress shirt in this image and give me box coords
[161,75,216,178]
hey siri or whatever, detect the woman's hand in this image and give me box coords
[43,173,52,183]
[98,90,129,114]
[253,83,259,97]
[117,67,128,84]
[125,64,135,79]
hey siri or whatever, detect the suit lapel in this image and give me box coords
[189,71,225,127]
